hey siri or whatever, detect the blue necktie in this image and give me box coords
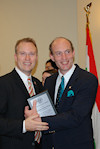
[56,76,65,106]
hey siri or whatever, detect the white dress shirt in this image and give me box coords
[15,67,35,94]
[54,64,76,104]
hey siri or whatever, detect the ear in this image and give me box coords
[36,54,38,62]
[72,50,75,56]
[49,53,55,62]
[14,53,17,62]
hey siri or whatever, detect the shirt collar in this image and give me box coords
[58,64,76,85]
[15,67,31,83]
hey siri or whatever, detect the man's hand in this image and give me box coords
[24,100,49,131]
[24,100,37,118]
[25,114,49,131]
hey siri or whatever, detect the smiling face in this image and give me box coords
[50,38,75,75]
[14,41,38,76]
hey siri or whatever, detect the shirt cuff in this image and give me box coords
[23,120,27,133]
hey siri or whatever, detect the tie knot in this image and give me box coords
[61,76,64,83]
[27,78,32,86]
[61,76,64,80]
[27,77,31,82]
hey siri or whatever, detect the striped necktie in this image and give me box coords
[27,78,41,144]
[27,78,34,96]
[56,76,65,107]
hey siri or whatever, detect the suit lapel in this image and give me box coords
[12,69,30,98]
[31,77,39,94]
[52,73,58,97]
[46,73,58,104]
[12,70,41,97]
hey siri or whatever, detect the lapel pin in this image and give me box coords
[34,81,37,85]
[69,86,72,89]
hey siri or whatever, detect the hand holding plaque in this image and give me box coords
[27,90,57,117]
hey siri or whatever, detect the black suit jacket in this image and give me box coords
[0,69,44,149]
[42,65,98,149]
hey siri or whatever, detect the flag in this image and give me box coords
[86,25,100,149]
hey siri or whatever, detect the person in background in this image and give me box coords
[0,37,48,149]
[42,69,57,86]
[45,59,58,70]
[25,37,98,149]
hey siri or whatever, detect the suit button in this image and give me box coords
[49,130,55,134]
[32,141,35,146]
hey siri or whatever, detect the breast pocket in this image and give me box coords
[58,96,75,112]
[63,96,75,106]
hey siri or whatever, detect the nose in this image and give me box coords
[62,52,67,59]
[25,54,30,60]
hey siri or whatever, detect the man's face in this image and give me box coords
[50,38,75,75]
[14,42,38,76]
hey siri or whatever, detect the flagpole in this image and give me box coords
[84,2,92,28]
[84,2,92,71]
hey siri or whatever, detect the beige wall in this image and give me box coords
[77,0,100,81]
[1,1,99,82]
[0,0,78,81]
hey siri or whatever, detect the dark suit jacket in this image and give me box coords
[0,69,44,149]
[42,64,98,149]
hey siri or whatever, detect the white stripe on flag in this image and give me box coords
[92,103,100,149]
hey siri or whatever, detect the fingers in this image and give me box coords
[35,125,49,131]
[24,104,37,118]
[25,106,29,111]
[33,120,48,126]
[30,114,40,120]
[24,106,29,118]
[31,121,49,131]
[24,101,38,118]
[25,115,49,131]
[32,100,37,114]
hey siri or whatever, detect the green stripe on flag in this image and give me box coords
[94,140,96,149]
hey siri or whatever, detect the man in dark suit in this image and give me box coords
[0,37,48,149]
[39,37,98,149]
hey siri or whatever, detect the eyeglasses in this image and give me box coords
[17,51,36,57]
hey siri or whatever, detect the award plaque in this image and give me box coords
[27,90,57,117]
